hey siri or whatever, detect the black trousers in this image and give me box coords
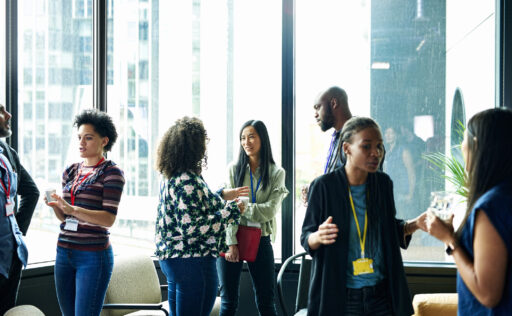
[0,253,23,315]
[216,236,277,316]
[345,280,393,316]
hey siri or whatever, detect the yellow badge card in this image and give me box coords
[352,258,374,275]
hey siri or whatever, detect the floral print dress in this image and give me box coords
[155,172,240,259]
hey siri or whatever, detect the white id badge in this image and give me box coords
[246,220,261,228]
[5,201,14,217]
[64,217,79,231]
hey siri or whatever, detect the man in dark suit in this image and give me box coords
[0,104,40,314]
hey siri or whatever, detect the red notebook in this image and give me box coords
[220,225,262,262]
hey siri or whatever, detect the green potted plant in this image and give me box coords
[422,121,468,200]
[422,147,467,199]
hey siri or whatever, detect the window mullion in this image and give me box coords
[6,0,18,149]
[93,0,107,112]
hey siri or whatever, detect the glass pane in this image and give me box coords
[0,3,5,105]
[19,0,93,264]
[107,1,282,259]
[295,0,495,262]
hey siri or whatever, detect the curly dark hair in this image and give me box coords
[74,110,118,152]
[155,116,208,178]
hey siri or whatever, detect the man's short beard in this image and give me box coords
[320,120,332,132]
[0,128,12,138]
[319,105,335,132]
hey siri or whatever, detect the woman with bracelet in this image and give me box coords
[45,110,125,316]
[426,108,512,315]
[217,120,289,316]
[155,117,243,316]
[301,117,427,316]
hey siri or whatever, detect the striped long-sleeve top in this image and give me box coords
[57,159,125,251]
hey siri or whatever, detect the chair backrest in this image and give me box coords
[295,256,311,313]
[277,251,312,316]
[101,255,163,316]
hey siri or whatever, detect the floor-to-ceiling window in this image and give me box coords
[0,3,5,103]
[105,0,282,259]
[294,0,495,262]
[18,0,93,263]
[19,0,283,263]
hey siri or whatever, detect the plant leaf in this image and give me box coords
[422,150,468,199]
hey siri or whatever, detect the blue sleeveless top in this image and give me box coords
[458,177,512,315]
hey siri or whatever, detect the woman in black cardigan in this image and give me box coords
[301,117,427,316]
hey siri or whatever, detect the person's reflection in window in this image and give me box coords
[384,126,416,218]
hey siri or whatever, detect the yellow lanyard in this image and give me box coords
[348,188,368,258]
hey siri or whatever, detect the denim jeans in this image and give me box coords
[345,280,393,316]
[216,236,277,316]
[55,245,114,316]
[159,256,218,316]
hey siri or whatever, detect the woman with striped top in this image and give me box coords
[45,110,125,316]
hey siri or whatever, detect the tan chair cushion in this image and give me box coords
[4,305,45,316]
[209,297,221,316]
[295,308,308,316]
[101,255,162,316]
[413,293,458,316]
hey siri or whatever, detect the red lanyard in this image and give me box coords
[70,157,105,205]
[0,158,11,201]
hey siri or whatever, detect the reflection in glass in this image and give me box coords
[106,1,282,259]
[19,0,93,263]
[0,3,4,105]
[295,0,495,262]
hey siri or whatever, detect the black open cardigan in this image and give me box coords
[300,167,414,316]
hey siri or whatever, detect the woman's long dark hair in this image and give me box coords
[456,108,512,236]
[234,120,275,190]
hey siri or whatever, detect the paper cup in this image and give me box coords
[239,196,249,207]
[45,189,56,202]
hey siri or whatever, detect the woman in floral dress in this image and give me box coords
[154,116,243,316]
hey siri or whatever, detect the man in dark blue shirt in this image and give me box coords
[313,86,352,173]
[0,104,39,314]
[301,87,352,205]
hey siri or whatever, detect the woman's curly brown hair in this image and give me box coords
[155,116,208,178]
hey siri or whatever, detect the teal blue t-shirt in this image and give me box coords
[346,183,385,288]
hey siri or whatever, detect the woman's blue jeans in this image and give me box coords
[159,256,218,316]
[55,245,114,316]
[216,236,277,316]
